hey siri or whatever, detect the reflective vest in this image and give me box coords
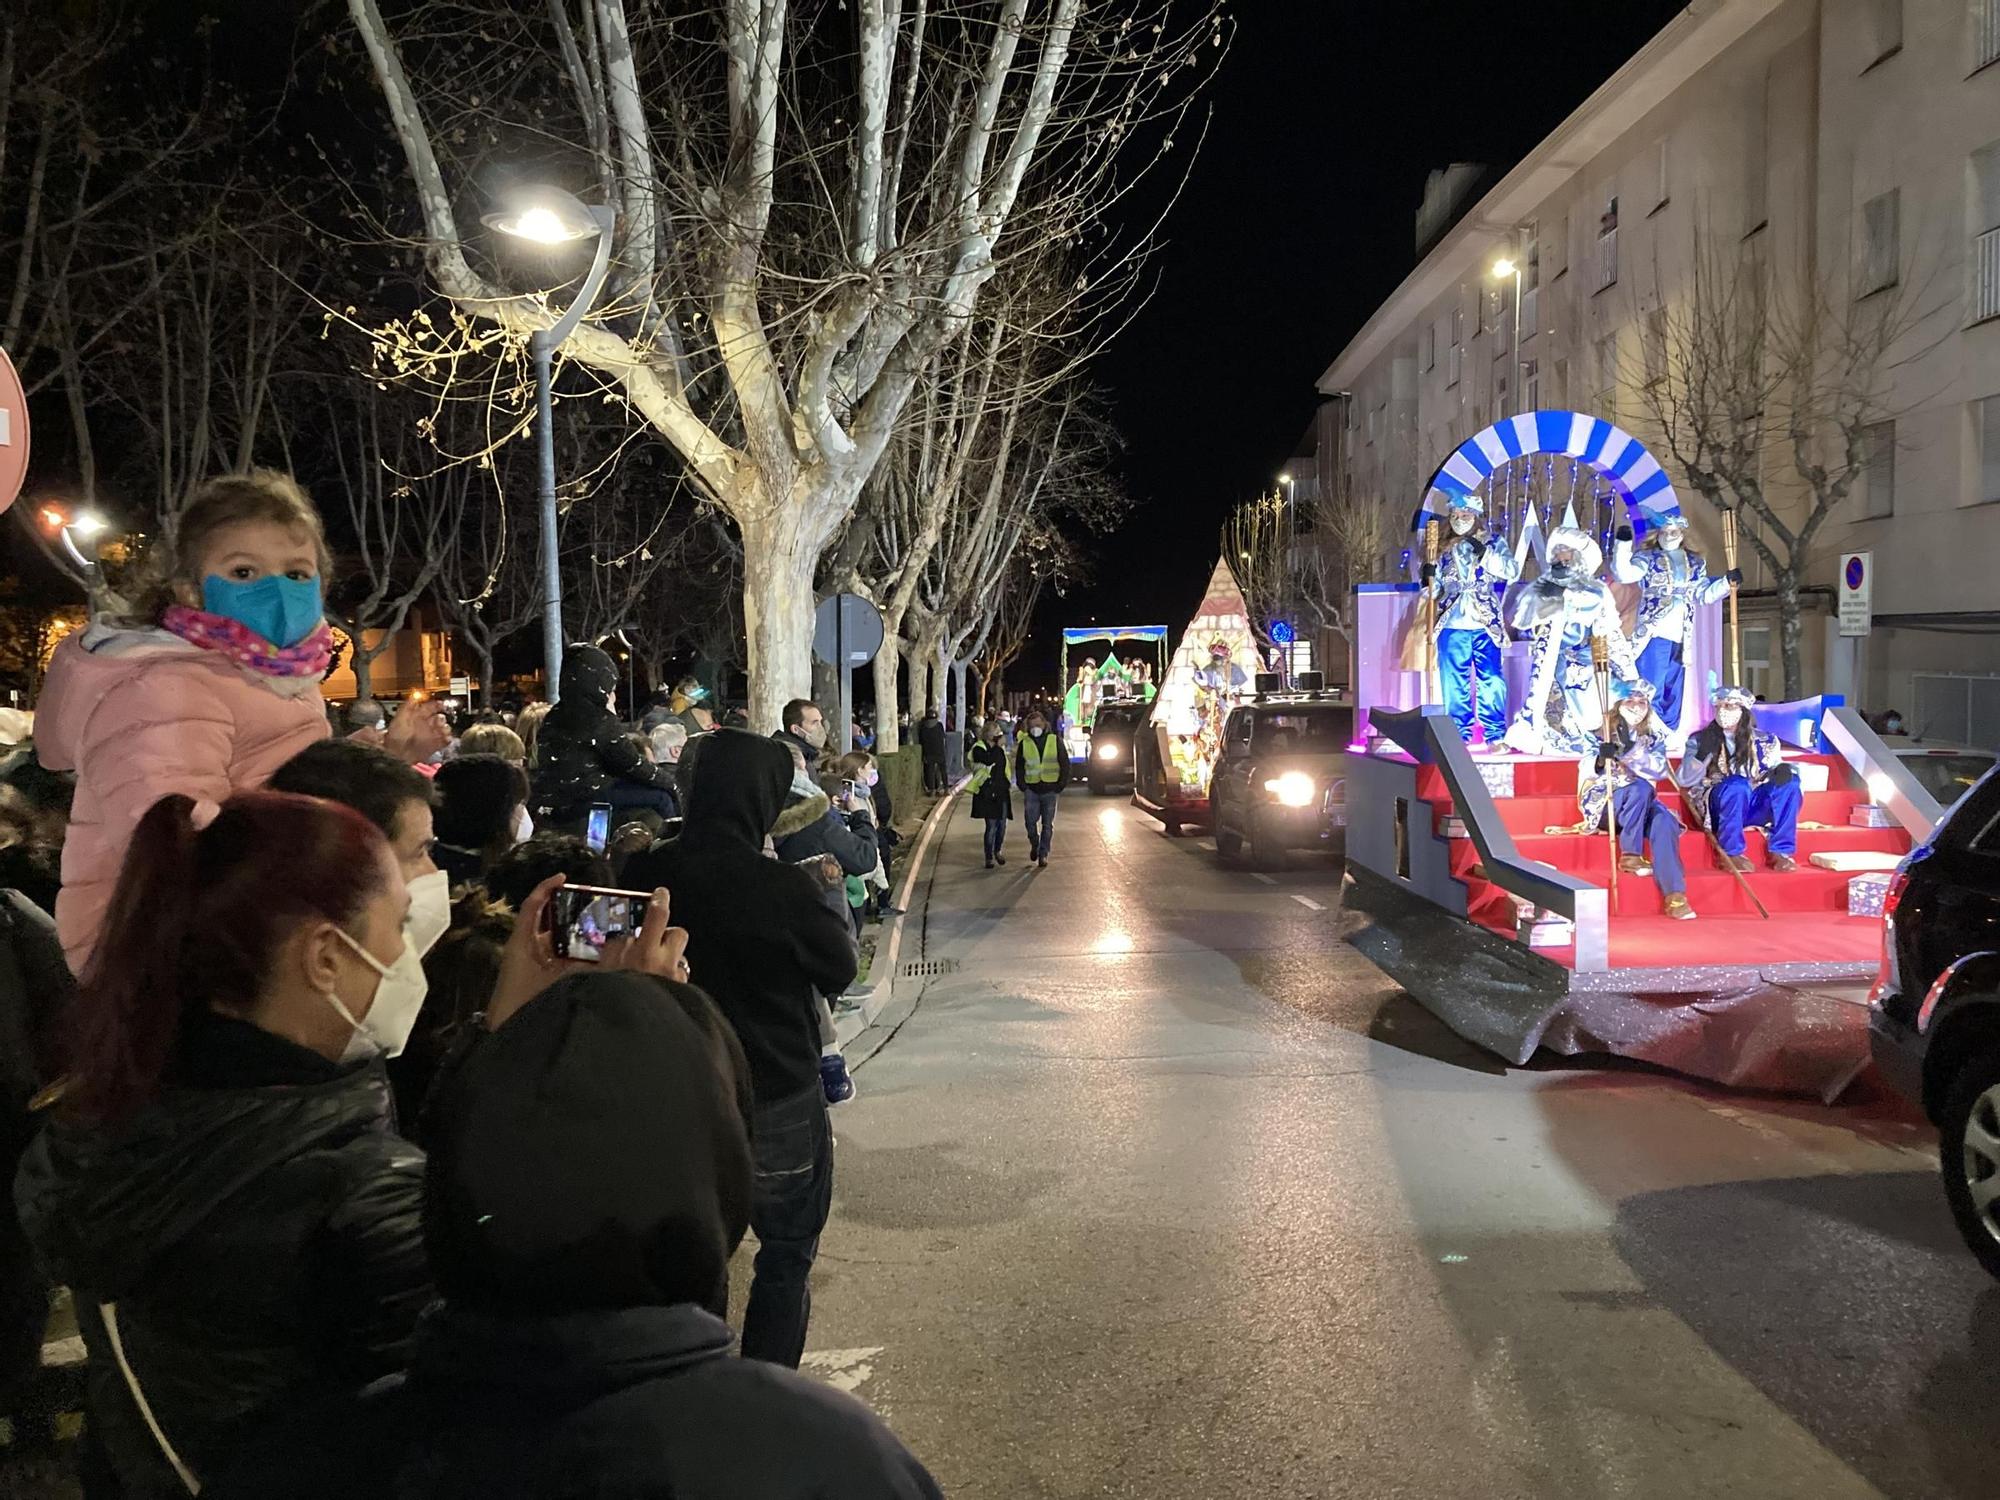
[1020,732,1062,786]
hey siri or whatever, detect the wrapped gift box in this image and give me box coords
[1475,759,1516,800]
[1849,803,1897,829]
[1810,849,1903,872]
[1847,871,1894,917]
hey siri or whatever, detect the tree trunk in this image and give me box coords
[349,626,376,701]
[739,513,821,732]
[811,656,840,737]
[871,637,903,754]
[1776,568,1803,701]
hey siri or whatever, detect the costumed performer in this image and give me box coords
[1191,639,1250,785]
[1420,488,1519,745]
[1501,525,1636,756]
[1609,509,1736,728]
[1577,679,1695,920]
[1674,684,1800,873]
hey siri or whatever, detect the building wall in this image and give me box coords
[1319,0,2000,729]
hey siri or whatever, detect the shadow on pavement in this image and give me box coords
[1362,991,1510,1076]
[1615,1170,2000,1499]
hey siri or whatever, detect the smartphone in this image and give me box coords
[585,803,612,853]
[550,884,653,962]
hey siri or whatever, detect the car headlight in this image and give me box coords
[1263,771,1316,807]
[1097,742,1121,761]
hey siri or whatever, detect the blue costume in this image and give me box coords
[1609,514,1731,727]
[1675,686,1800,870]
[1578,683,1694,917]
[1502,527,1636,756]
[1425,494,1519,744]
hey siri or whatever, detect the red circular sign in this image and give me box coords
[0,348,28,519]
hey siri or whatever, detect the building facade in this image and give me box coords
[1315,0,2000,737]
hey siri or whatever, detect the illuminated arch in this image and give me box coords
[1410,410,1683,535]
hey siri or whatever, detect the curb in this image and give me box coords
[834,779,963,1050]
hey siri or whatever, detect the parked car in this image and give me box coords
[1086,701,1146,795]
[1210,694,1354,868]
[1868,761,2000,1277]
[1882,737,1996,808]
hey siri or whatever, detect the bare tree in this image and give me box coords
[1223,476,1390,659]
[345,0,1224,726]
[434,461,542,707]
[1632,226,1944,697]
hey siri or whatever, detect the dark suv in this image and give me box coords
[1869,762,2000,1277]
[1086,702,1146,795]
[1209,696,1354,868]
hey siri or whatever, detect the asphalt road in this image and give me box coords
[797,786,2000,1500]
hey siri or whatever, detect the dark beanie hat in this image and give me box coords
[423,971,754,1319]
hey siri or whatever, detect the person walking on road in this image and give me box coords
[1014,706,1068,869]
[970,718,1013,869]
[918,709,948,794]
[622,731,859,1368]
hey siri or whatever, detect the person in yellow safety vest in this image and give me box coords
[1013,705,1068,869]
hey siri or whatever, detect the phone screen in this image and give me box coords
[585,804,612,853]
[552,885,652,962]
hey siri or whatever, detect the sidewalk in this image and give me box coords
[832,781,963,1050]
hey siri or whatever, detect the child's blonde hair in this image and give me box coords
[139,469,330,621]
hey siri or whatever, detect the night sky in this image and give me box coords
[1044,0,1689,674]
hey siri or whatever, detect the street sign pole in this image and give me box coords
[813,593,887,758]
[837,597,852,755]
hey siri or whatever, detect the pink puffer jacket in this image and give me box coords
[37,623,331,974]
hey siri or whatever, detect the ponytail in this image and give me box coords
[66,796,204,1123]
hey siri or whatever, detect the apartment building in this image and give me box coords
[1314,0,2000,737]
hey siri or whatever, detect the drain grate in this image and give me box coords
[899,958,960,978]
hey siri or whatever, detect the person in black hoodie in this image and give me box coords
[623,730,858,1367]
[532,644,678,827]
[918,708,948,793]
[220,971,940,1500]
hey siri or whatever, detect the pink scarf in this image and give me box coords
[161,605,335,678]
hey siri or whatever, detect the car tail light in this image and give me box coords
[1867,867,1911,1007]
[1881,868,1909,919]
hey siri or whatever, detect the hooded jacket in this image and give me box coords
[530,646,675,820]
[213,973,938,1500]
[12,1013,427,1498]
[773,781,879,876]
[622,732,858,1104]
[37,622,331,973]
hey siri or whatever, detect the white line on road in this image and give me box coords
[1290,894,1326,911]
[1252,873,1277,885]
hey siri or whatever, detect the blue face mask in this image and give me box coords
[201,573,324,648]
[683,685,708,704]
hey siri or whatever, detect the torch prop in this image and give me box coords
[1423,519,1442,705]
[1590,634,1620,916]
[1721,510,1743,687]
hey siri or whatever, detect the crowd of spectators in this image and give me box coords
[0,470,943,1497]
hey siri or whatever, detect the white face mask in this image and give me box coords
[1449,510,1477,536]
[406,870,453,958]
[510,804,535,845]
[1660,529,1685,551]
[323,927,429,1063]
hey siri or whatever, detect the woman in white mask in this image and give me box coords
[14,789,685,1497]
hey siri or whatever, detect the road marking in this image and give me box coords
[1290,894,1326,911]
[1252,873,1278,885]
[800,1345,885,1394]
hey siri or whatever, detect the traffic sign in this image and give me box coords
[1838,551,1871,638]
[0,348,29,519]
[812,592,885,667]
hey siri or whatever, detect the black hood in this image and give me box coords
[676,728,791,851]
[557,644,619,705]
[423,971,753,1319]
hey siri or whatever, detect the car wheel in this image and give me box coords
[1216,824,1243,862]
[1939,1047,2000,1281]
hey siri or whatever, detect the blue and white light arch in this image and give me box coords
[1411,410,1684,534]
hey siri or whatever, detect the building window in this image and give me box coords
[1522,358,1540,411]
[1448,308,1463,388]
[1552,357,1569,407]
[1978,395,2000,504]
[1977,0,2000,74]
[1548,213,1570,279]
[1860,420,1896,517]
[1595,332,1619,401]
[1865,0,1903,68]
[1422,322,1436,372]
[1858,189,1900,295]
[1595,195,1619,292]
[1974,141,2000,324]
[1643,308,1668,386]
[1744,70,1769,233]
[1649,139,1671,213]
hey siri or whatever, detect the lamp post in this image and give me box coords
[1491,253,1523,417]
[483,186,617,703]
[40,505,109,608]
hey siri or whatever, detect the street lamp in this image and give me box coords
[39,504,110,602]
[1490,252,1523,418]
[484,184,617,702]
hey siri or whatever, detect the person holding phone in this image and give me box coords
[531,645,679,831]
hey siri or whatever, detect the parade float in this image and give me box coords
[1058,625,1167,765]
[1335,411,1939,1099]
[1132,558,1263,834]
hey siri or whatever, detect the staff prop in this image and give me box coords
[1590,635,1620,916]
[1423,519,1442,705]
[1721,510,1743,687]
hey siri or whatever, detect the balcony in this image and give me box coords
[1975,226,2000,325]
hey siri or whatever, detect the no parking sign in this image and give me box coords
[1838,551,1872,637]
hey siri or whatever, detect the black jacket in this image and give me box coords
[532,646,675,818]
[969,741,1012,820]
[1014,729,1070,793]
[917,717,947,762]
[623,732,858,1105]
[219,972,934,1500]
[870,776,898,846]
[13,1014,427,1498]
[773,727,820,771]
[774,788,879,877]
